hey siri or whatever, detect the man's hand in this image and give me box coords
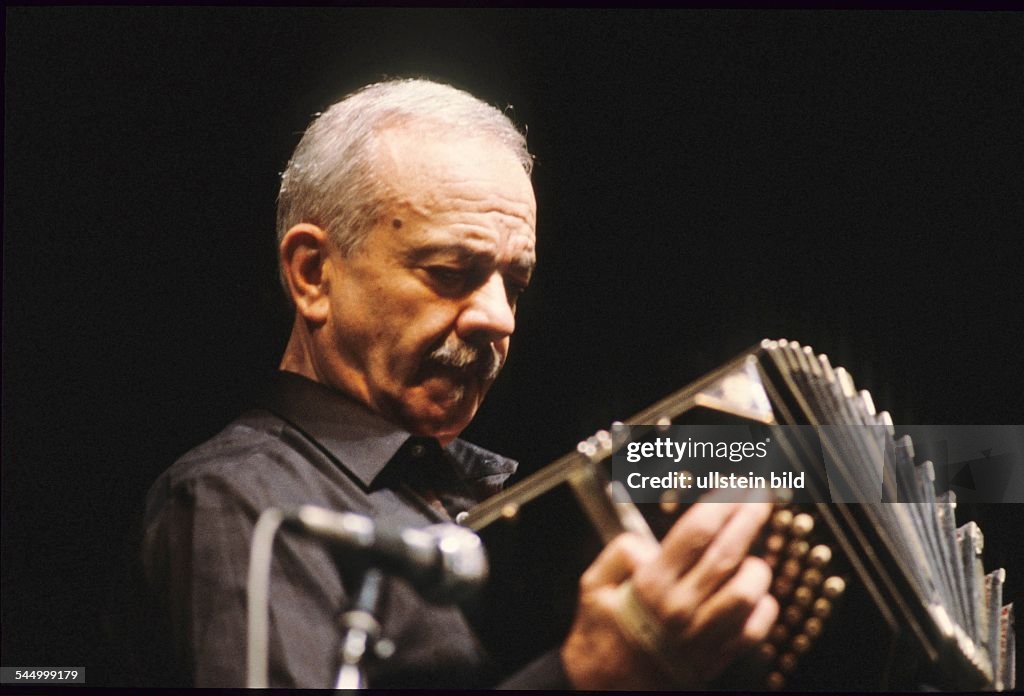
[560,490,779,689]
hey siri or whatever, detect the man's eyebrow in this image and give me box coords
[403,244,480,264]
[403,244,536,276]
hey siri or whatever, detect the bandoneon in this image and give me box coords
[464,339,1017,691]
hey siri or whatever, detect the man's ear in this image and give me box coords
[279,223,333,323]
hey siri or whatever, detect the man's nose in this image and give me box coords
[456,273,516,343]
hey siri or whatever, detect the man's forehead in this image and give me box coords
[376,128,535,209]
[373,126,538,263]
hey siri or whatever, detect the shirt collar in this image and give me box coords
[256,370,517,490]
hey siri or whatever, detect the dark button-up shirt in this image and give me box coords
[142,371,565,688]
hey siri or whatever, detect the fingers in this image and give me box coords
[703,591,780,682]
[659,555,777,684]
[684,556,775,646]
[634,489,772,615]
[679,494,773,602]
[568,490,781,690]
[563,535,667,690]
[656,487,746,576]
[740,590,780,647]
[580,532,659,592]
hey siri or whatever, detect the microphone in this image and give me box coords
[282,505,488,604]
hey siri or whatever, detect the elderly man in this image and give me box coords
[142,78,778,688]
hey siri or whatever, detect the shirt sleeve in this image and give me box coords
[142,468,346,687]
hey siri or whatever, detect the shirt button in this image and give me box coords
[410,444,426,458]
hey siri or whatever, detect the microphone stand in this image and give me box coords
[333,568,389,690]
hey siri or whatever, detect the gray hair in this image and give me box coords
[276,79,533,262]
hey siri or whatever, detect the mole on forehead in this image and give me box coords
[388,199,536,232]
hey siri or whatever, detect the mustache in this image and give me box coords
[426,340,503,381]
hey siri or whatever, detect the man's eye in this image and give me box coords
[506,281,528,306]
[427,267,466,287]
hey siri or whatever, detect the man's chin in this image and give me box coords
[399,382,485,442]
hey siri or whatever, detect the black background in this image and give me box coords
[4,8,1023,686]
